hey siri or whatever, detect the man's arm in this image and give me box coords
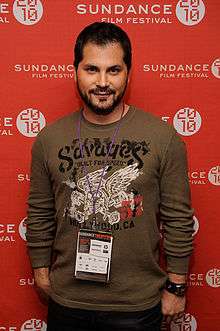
[34,267,51,301]
[159,131,194,315]
[161,273,186,315]
[26,132,56,296]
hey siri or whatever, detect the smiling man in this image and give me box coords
[26,22,194,331]
[76,42,128,116]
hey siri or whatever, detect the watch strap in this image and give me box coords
[165,279,186,297]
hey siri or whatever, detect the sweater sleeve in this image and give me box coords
[26,133,56,268]
[159,130,194,274]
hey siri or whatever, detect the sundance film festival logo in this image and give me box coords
[188,166,220,186]
[75,1,206,26]
[170,313,197,331]
[13,0,43,25]
[206,268,220,288]
[143,62,217,79]
[173,108,202,136]
[176,0,205,26]
[20,319,47,331]
[14,64,75,79]
[75,3,173,25]
[16,108,46,137]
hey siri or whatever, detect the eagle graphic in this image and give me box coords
[63,163,142,225]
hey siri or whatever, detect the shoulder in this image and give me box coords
[130,106,185,159]
[36,111,79,142]
[131,105,175,139]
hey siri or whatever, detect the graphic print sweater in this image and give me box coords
[26,106,194,311]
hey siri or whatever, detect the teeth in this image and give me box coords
[93,92,111,95]
[94,94,110,96]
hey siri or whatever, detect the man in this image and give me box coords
[26,22,194,331]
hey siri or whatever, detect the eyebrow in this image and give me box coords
[83,64,122,71]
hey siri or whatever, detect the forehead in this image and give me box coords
[81,42,125,67]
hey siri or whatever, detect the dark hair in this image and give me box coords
[74,22,132,72]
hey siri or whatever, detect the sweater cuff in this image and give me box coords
[27,246,52,268]
[166,256,191,274]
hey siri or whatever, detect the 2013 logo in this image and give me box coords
[13,0,43,25]
[176,0,205,26]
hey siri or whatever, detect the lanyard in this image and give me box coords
[77,105,125,230]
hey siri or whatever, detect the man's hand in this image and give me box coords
[34,267,51,302]
[162,272,186,316]
[161,289,186,316]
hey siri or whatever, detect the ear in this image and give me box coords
[127,70,131,84]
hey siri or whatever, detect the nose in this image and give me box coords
[96,72,109,88]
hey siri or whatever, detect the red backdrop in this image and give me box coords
[0,1,219,330]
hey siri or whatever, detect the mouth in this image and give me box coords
[92,92,113,96]
[93,92,112,95]
[91,92,113,101]
[90,89,115,96]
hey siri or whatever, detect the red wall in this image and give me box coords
[0,1,219,330]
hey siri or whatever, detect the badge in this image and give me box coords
[75,229,113,283]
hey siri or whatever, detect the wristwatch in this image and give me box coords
[165,279,186,297]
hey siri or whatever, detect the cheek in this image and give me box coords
[77,79,91,92]
[113,77,127,91]
[77,73,96,90]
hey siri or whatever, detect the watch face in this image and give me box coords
[166,280,186,296]
[176,286,185,296]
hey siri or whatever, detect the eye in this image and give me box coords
[85,66,98,73]
[109,67,121,75]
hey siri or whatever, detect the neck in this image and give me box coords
[82,102,129,125]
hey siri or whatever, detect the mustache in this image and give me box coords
[89,88,116,95]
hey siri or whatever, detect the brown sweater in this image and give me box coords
[26,106,194,311]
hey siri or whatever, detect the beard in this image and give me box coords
[76,78,128,116]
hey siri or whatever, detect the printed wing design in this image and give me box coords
[77,166,109,193]
[105,163,141,196]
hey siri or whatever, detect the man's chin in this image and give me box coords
[89,106,115,116]
[86,99,116,116]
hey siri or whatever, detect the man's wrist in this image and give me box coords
[168,272,186,284]
[165,279,187,297]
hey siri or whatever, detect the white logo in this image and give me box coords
[170,313,197,330]
[14,64,75,79]
[206,268,220,288]
[193,215,199,236]
[208,166,220,186]
[20,319,46,331]
[19,217,27,241]
[211,58,220,78]
[16,108,46,137]
[173,108,202,136]
[176,0,205,26]
[13,0,43,25]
